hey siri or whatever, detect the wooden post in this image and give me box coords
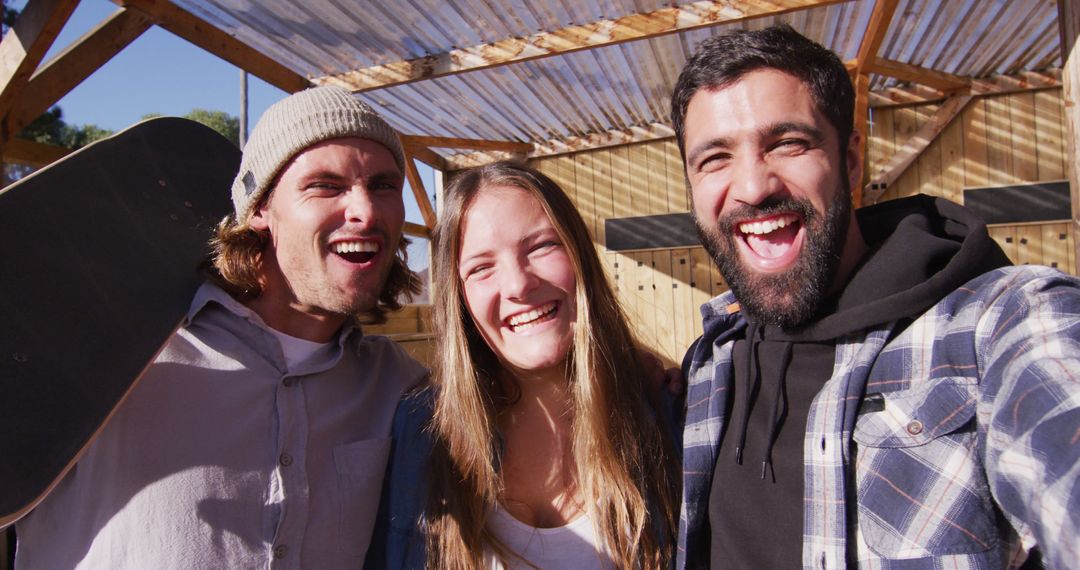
[853,0,899,208]
[853,72,870,208]
[1061,0,1080,274]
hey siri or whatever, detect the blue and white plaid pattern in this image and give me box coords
[677,266,1080,569]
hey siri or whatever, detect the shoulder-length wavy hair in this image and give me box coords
[202,197,419,325]
[426,160,677,569]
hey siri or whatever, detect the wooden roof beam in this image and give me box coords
[865,57,970,93]
[6,7,153,139]
[0,0,79,142]
[402,141,447,171]
[863,94,972,204]
[401,135,531,154]
[111,0,310,93]
[3,137,71,166]
[444,122,676,170]
[401,148,437,229]
[315,0,847,92]
[854,0,899,72]
[853,0,900,207]
[869,69,1061,107]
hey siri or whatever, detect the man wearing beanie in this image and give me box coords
[14,86,427,568]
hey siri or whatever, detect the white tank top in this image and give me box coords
[484,505,617,569]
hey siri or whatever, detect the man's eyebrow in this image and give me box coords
[686,137,730,168]
[305,170,348,181]
[763,122,825,142]
[366,169,404,185]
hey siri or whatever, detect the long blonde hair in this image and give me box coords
[426,161,677,569]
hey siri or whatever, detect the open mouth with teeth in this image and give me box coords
[735,213,803,269]
[505,301,559,332]
[330,240,379,264]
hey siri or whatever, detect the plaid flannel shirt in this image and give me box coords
[678,265,1080,569]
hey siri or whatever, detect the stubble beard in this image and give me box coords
[695,182,851,330]
[290,247,396,320]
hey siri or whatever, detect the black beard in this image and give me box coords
[695,185,851,330]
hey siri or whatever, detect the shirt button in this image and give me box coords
[273,544,288,559]
[906,420,924,435]
[283,378,297,387]
[279,453,293,467]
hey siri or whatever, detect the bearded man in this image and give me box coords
[674,25,1080,569]
[14,86,427,568]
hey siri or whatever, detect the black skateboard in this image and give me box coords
[0,117,239,526]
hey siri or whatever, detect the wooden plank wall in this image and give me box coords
[531,141,720,367]
[867,88,1076,274]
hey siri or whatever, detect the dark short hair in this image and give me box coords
[671,24,854,158]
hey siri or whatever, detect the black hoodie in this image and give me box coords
[706,195,1011,568]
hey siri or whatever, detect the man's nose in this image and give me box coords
[729,155,780,206]
[343,187,376,225]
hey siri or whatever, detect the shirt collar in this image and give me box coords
[185,281,360,349]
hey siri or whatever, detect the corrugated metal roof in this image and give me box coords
[171,0,1065,163]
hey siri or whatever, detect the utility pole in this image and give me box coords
[239,70,248,147]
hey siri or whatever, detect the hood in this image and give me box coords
[774,194,1012,342]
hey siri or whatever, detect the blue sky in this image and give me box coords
[17,0,435,269]
[23,0,284,132]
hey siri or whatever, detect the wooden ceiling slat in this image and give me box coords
[0,0,79,141]
[866,57,970,92]
[314,0,846,92]
[6,8,153,138]
[112,0,310,93]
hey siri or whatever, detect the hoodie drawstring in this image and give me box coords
[733,322,761,466]
[761,341,793,481]
[733,322,795,482]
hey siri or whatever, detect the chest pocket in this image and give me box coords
[852,378,998,559]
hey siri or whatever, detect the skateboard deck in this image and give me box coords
[0,117,239,527]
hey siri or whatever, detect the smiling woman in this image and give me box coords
[366,161,679,569]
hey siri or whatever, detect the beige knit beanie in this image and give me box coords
[230,85,406,225]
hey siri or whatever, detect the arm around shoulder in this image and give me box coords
[975,267,1080,567]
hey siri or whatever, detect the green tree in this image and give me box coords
[18,106,113,149]
[143,109,240,146]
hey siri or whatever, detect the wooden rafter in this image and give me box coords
[403,221,432,239]
[445,122,676,170]
[401,143,437,229]
[403,142,447,171]
[869,69,1062,108]
[853,0,900,208]
[0,0,79,142]
[314,0,846,92]
[111,0,310,93]
[3,137,70,166]
[6,8,153,139]
[864,58,970,93]
[863,94,973,204]
[401,135,531,154]
[854,0,899,73]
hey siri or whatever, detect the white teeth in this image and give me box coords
[739,215,797,236]
[506,302,557,330]
[331,241,379,254]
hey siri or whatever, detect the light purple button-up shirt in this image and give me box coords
[16,282,427,568]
